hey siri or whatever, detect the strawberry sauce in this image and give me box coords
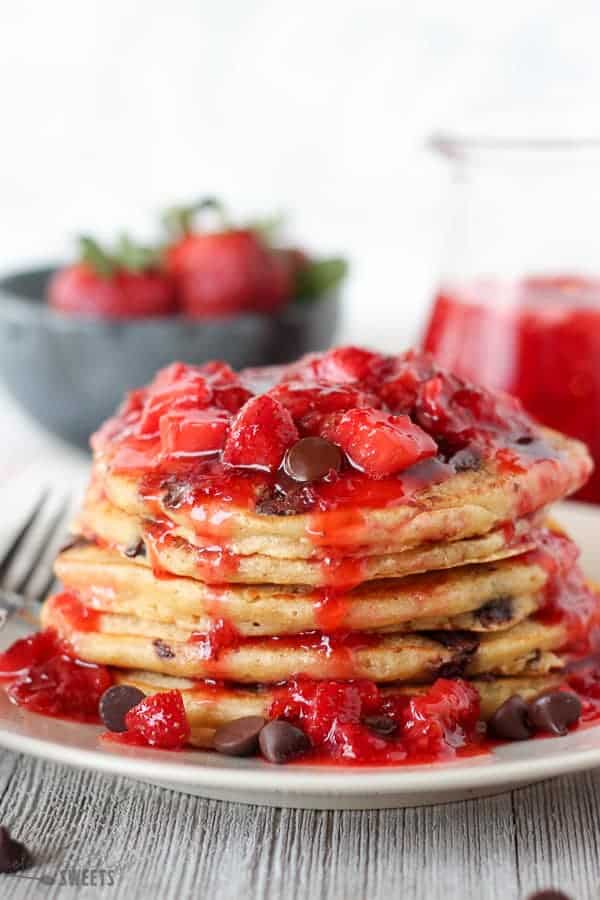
[93,349,581,534]
[0,629,112,723]
[2,625,600,761]
[424,279,600,503]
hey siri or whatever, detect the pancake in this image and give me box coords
[41,594,566,683]
[111,668,564,747]
[95,423,590,561]
[73,490,541,586]
[55,543,547,636]
[46,589,542,641]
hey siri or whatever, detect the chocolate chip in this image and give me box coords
[449,447,483,472]
[363,715,397,736]
[259,720,311,764]
[213,716,267,756]
[283,437,343,483]
[0,827,31,874]
[161,478,189,510]
[426,630,480,678]
[153,639,175,659]
[427,630,480,651]
[527,891,572,900]
[477,596,514,628]
[124,539,146,559]
[99,684,146,732]
[489,695,534,741]
[528,691,582,736]
[255,481,316,516]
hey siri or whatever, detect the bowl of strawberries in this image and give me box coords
[0,199,345,447]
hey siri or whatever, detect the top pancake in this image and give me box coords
[91,347,593,561]
[95,425,590,562]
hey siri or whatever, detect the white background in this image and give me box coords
[2,0,600,353]
[1,0,600,475]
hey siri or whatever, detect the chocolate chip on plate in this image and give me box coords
[488,695,534,741]
[0,826,31,874]
[99,685,146,733]
[283,437,343,483]
[213,716,267,757]
[259,720,310,764]
[528,691,582,737]
[363,715,397,737]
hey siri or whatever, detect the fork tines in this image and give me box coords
[0,490,73,605]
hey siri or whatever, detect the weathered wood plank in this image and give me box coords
[513,771,600,899]
[0,749,598,900]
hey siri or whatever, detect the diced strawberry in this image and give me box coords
[124,690,190,750]
[197,361,253,413]
[222,395,299,471]
[415,372,532,450]
[269,381,381,432]
[139,366,212,435]
[398,679,480,757]
[321,408,437,477]
[160,409,230,458]
[151,362,200,390]
[287,347,384,385]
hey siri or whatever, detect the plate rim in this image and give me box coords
[2,714,600,795]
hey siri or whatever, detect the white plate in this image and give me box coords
[0,500,599,810]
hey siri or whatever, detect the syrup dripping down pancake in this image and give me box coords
[55,543,548,636]
[72,490,541,587]
[41,593,568,684]
[95,423,591,561]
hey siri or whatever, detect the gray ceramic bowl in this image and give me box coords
[0,266,340,448]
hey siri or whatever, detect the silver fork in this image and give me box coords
[0,490,73,630]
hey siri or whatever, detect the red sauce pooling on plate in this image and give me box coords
[0,629,111,723]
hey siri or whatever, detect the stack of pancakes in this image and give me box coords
[41,368,596,748]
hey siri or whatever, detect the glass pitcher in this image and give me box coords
[423,136,600,504]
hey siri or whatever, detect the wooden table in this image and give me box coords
[1,390,598,900]
[1,752,599,899]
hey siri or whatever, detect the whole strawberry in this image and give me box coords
[49,235,176,319]
[163,199,294,318]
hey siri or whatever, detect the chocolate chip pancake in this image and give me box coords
[73,486,542,586]
[4,347,596,766]
[41,591,567,683]
[55,542,547,636]
[91,346,592,571]
[95,423,589,562]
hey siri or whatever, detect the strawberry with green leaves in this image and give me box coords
[162,198,348,318]
[49,235,176,319]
